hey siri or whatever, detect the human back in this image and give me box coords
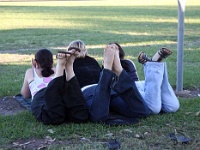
[21,49,55,99]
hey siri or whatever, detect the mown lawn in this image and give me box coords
[0,0,199,149]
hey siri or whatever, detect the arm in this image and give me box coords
[20,69,33,99]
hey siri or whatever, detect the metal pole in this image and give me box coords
[176,0,186,91]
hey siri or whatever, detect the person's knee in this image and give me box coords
[150,106,162,114]
[163,102,180,113]
[172,101,180,112]
[174,102,180,112]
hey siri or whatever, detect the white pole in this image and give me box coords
[176,0,186,91]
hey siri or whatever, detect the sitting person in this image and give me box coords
[20,49,88,125]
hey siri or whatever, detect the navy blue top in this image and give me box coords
[120,59,139,81]
[74,56,139,88]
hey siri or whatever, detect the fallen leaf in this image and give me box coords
[185,112,193,115]
[37,144,46,150]
[135,134,140,138]
[13,141,31,147]
[80,137,91,143]
[45,136,56,143]
[105,133,113,137]
[13,142,19,146]
[196,111,200,116]
[166,123,173,127]
[135,134,145,139]
[47,129,55,134]
[123,129,132,133]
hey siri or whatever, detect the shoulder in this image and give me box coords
[121,59,135,66]
[121,59,138,72]
[25,68,33,75]
[75,55,99,64]
[125,59,136,66]
[25,68,34,82]
[85,55,97,61]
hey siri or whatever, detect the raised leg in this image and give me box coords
[111,50,151,118]
[143,62,164,114]
[161,63,180,112]
[85,44,115,121]
[63,76,89,123]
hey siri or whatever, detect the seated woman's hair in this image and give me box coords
[35,49,54,77]
[67,40,87,58]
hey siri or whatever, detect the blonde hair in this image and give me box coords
[67,40,88,58]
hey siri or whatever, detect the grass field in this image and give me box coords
[0,0,200,149]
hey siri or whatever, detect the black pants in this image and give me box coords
[31,75,89,125]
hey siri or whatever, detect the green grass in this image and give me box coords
[0,0,200,149]
[0,98,199,149]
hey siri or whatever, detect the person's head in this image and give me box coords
[34,49,54,77]
[108,42,125,60]
[67,40,87,58]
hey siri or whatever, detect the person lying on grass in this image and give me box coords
[67,41,179,120]
[70,43,151,125]
[111,45,180,115]
[21,49,88,125]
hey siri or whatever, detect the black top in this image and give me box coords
[73,56,102,88]
[74,56,139,88]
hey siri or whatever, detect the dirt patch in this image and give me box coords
[175,89,200,99]
[0,96,26,116]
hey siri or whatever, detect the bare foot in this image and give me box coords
[65,49,80,81]
[112,48,123,76]
[55,53,70,78]
[65,49,80,68]
[103,44,116,70]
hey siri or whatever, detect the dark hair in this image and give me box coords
[109,42,131,72]
[35,49,54,77]
[114,42,125,60]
